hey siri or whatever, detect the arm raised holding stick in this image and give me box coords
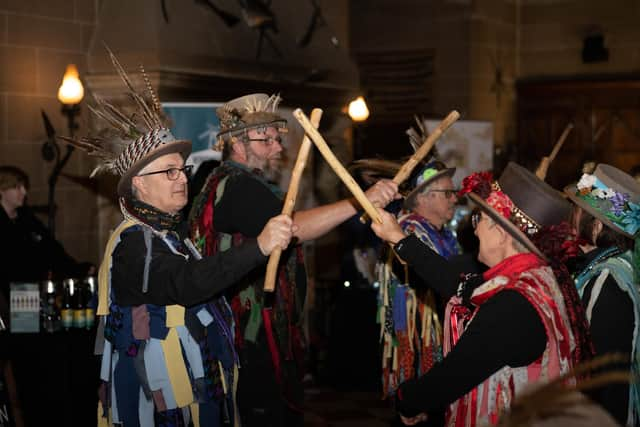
[293,108,383,224]
[359,110,460,223]
[264,108,323,292]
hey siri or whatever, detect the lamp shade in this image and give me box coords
[348,96,369,122]
[57,64,84,105]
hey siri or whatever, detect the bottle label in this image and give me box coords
[61,309,73,329]
[85,308,95,329]
[73,309,86,328]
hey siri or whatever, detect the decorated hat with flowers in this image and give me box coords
[459,162,572,258]
[564,164,640,239]
[60,49,191,197]
[215,93,288,150]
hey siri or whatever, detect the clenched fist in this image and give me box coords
[370,208,406,245]
[257,214,295,255]
[365,179,400,208]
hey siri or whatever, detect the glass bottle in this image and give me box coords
[61,279,74,330]
[84,276,96,329]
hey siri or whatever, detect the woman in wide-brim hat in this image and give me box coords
[65,51,293,427]
[564,164,640,426]
[368,162,581,427]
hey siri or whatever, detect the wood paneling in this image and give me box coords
[517,77,640,189]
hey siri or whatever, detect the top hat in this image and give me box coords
[461,162,572,258]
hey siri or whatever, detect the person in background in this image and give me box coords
[565,164,640,426]
[377,159,460,427]
[0,165,92,298]
[371,165,579,427]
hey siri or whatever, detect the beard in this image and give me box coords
[246,147,282,183]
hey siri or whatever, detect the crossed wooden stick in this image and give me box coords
[264,109,460,292]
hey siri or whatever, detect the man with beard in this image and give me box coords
[189,94,399,426]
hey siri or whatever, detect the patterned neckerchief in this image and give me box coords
[399,212,459,259]
[120,196,182,232]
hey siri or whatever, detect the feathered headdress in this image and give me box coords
[60,47,191,196]
[215,93,288,150]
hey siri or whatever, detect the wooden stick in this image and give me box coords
[293,108,382,224]
[360,110,460,223]
[264,108,323,292]
[535,123,573,180]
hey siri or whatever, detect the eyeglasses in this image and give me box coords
[429,189,459,198]
[137,165,193,181]
[471,211,481,229]
[247,136,282,146]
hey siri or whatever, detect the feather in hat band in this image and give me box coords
[58,48,192,196]
[113,127,177,175]
[214,93,288,151]
[216,120,288,151]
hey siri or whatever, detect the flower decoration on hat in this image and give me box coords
[458,171,494,200]
[572,172,639,236]
[621,201,640,236]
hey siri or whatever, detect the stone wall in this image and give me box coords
[1,0,356,266]
[0,0,100,265]
[468,0,517,148]
[350,0,471,118]
[520,0,640,78]
[2,0,639,267]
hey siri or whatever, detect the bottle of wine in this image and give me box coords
[84,276,96,329]
[61,279,74,330]
[72,280,86,329]
[41,279,61,333]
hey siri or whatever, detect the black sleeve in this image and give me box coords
[394,234,464,300]
[396,290,547,417]
[111,230,266,307]
[214,173,283,237]
[582,275,633,425]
